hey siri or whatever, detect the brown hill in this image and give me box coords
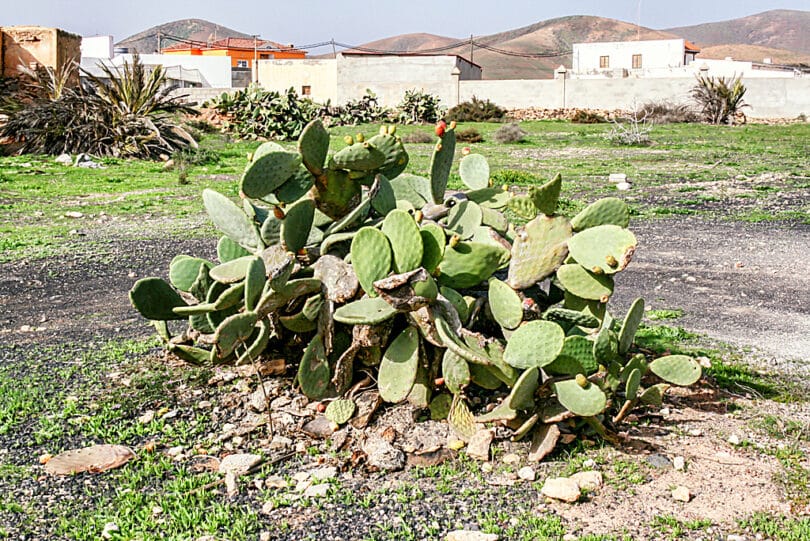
[667,10,810,55]
[698,44,810,66]
[116,19,252,54]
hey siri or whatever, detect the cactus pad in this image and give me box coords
[210,255,254,284]
[429,128,456,203]
[507,215,572,289]
[445,200,483,240]
[381,210,424,273]
[442,349,471,394]
[507,195,538,219]
[553,378,607,417]
[488,278,523,330]
[458,153,490,190]
[618,297,645,356]
[203,189,263,253]
[546,335,598,376]
[351,227,392,296]
[298,119,330,175]
[649,355,702,386]
[169,256,211,292]
[556,264,614,301]
[625,368,641,401]
[438,241,510,289]
[240,145,301,199]
[275,166,315,204]
[419,223,446,274]
[378,327,420,403]
[503,321,565,369]
[332,142,386,171]
[543,307,599,329]
[529,173,562,215]
[129,277,187,321]
[508,366,540,410]
[298,334,334,400]
[324,399,356,425]
[333,297,398,325]
[281,198,315,253]
[570,197,630,231]
[567,225,636,275]
[213,311,258,360]
[370,174,397,216]
[217,235,251,263]
[244,257,266,311]
[367,133,409,179]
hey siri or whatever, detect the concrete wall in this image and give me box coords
[258,58,337,103]
[169,87,235,104]
[1,26,81,78]
[81,35,113,59]
[459,77,810,118]
[112,53,232,88]
[573,39,687,74]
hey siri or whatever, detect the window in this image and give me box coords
[260,53,271,59]
[236,60,248,68]
[632,54,642,69]
[599,55,609,69]
[301,85,312,96]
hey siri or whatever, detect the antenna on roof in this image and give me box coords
[636,0,642,41]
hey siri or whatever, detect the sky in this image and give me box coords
[4,0,809,48]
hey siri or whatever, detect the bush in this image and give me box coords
[570,109,606,124]
[691,75,748,125]
[492,169,538,186]
[397,89,443,124]
[320,90,390,126]
[1,55,198,158]
[493,122,528,143]
[455,127,483,143]
[400,130,435,143]
[638,101,698,124]
[606,110,652,146]
[446,97,506,122]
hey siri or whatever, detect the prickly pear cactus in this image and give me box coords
[128,119,702,462]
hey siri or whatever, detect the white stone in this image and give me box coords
[616,181,632,191]
[728,434,741,445]
[225,472,238,497]
[363,434,405,471]
[672,486,692,502]
[138,410,155,424]
[517,466,536,481]
[101,522,119,540]
[571,470,603,491]
[673,456,686,471]
[218,453,261,476]
[582,459,597,469]
[541,477,581,502]
[445,531,499,541]
[466,429,493,461]
[310,466,338,481]
[502,453,521,465]
[264,475,287,489]
[608,173,627,183]
[303,483,330,498]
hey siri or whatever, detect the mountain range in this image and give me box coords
[116,10,810,79]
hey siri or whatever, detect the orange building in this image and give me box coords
[162,37,305,69]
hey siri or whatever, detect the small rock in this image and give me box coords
[646,454,672,469]
[502,453,521,465]
[166,445,184,457]
[659,407,670,416]
[481,462,494,473]
[466,429,493,461]
[249,383,276,412]
[101,522,119,539]
[688,428,702,437]
[728,434,741,445]
[571,470,603,491]
[311,466,338,481]
[673,456,686,471]
[295,478,312,492]
[292,471,310,483]
[563,535,577,541]
[259,533,271,541]
[55,153,72,165]
[218,453,261,476]
[197,400,212,410]
[582,459,596,469]
[363,434,405,471]
[138,410,156,424]
[616,181,632,191]
[445,531,499,541]
[264,475,287,489]
[302,416,336,439]
[64,211,84,219]
[225,472,238,497]
[672,486,692,502]
[608,173,627,183]
[261,501,275,514]
[303,483,330,499]
[517,466,536,481]
[726,535,747,541]
[542,477,581,502]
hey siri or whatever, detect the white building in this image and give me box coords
[572,38,700,77]
[80,53,233,88]
[81,35,114,59]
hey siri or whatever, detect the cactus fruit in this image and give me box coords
[378,327,420,403]
[567,225,637,275]
[381,209,424,273]
[507,215,572,289]
[204,189,263,253]
[129,277,188,321]
[554,378,607,417]
[324,399,356,425]
[281,198,315,253]
[649,355,702,386]
[503,321,565,369]
[488,278,523,330]
[570,197,630,231]
[458,153,490,190]
[556,264,615,301]
[351,227,392,296]
[528,173,562,216]
[445,200,483,240]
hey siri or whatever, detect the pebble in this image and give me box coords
[646,454,672,469]
[292,471,310,483]
[138,410,155,424]
[673,456,686,471]
[563,535,577,541]
[689,428,702,437]
[303,483,330,499]
[260,533,271,541]
[101,522,119,539]
[570,471,603,491]
[728,434,741,445]
[466,429,493,461]
[517,466,536,481]
[64,211,84,218]
[541,477,581,502]
[311,466,338,481]
[616,181,632,191]
[363,434,405,471]
[481,463,494,473]
[218,453,261,476]
[166,446,185,457]
[726,536,747,541]
[501,453,521,465]
[445,531,499,541]
[672,486,692,502]
[197,400,212,410]
[264,475,287,489]
[225,472,238,497]
[582,459,596,469]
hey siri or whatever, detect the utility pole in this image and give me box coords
[470,34,474,64]
[157,30,162,53]
[331,38,337,59]
[253,35,258,84]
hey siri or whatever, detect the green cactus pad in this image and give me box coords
[275,166,315,204]
[649,355,702,386]
[556,264,615,301]
[217,235,251,263]
[468,187,511,210]
[475,398,518,423]
[312,169,362,220]
[378,327,420,403]
[407,359,433,408]
[281,198,315,253]
[351,227,392,296]
[298,334,334,400]
[332,142,386,171]
[333,297,398,325]
[469,363,503,390]
[213,311,258,360]
[507,195,537,220]
[458,153,490,190]
[240,145,301,199]
[508,366,540,410]
[625,368,642,401]
[381,210,423,273]
[563,291,607,322]
[235,320,271,366]
[367,133,409,179]
[324,194,370,236]
[503,321,565,369]
[438,241,510,289]
[168,344,211,365]
[256,278,321,316]
[279,311,318,333]
[639,383,670,406]
[210,255,254,284]
[212,282,246,311]
[439,286,469,322]
[618,298,645,356]
[419,223,446,274]
[389,174,431,208]
[371,174,397,216]
[129,277,187,321]
[203,189,263,253]
[529,173,562,216]
[190,262,214,303]
[553,378,607,417]
[324,399,356,425]
[169,256,211,292]
[480,207,508,234]
[546,335,598,376]
[260,214,282,246]
[507,215,572,289]
[488,278,523,330]
[429,394,453,420]
[445,200,483,240]
[244,257,266,311]
[567,224,637,275]
[442,350,471,394]
[543,307,600,329]
[298,119,330,175]
[429,129,457,203]
[570,197,630,231]
[593,324,619,364]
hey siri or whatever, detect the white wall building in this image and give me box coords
[573,38,700,77]
[81,35,113,59]
[81,53,233,88]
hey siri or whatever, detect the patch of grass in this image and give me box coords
[749,415,810,442]
[645,308,684,321]
[738,513,810,541]
[606,459,649,493]
[651,515,712,539]
[480,511,566,541]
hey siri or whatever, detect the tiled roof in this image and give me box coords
[684,40,701,53]
[161,37,303,54]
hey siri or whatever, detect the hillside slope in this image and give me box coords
[116,19,252,53]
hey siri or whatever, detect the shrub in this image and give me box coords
[1,55,197,158]
[129,120,703,462]
[493,122,528,143]
[691,75,748,125]
[397,89,443,124]
[606,109,652,146]
[446,97,506,122]
[320,90,390,126]
[638,100,698,124]
[455,127,483,143]
[400,130,435,144]
[492,169,538,186]
[570,109,606,124]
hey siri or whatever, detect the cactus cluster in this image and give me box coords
[129,119,701,455]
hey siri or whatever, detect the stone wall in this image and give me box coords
[1,26,81,80]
